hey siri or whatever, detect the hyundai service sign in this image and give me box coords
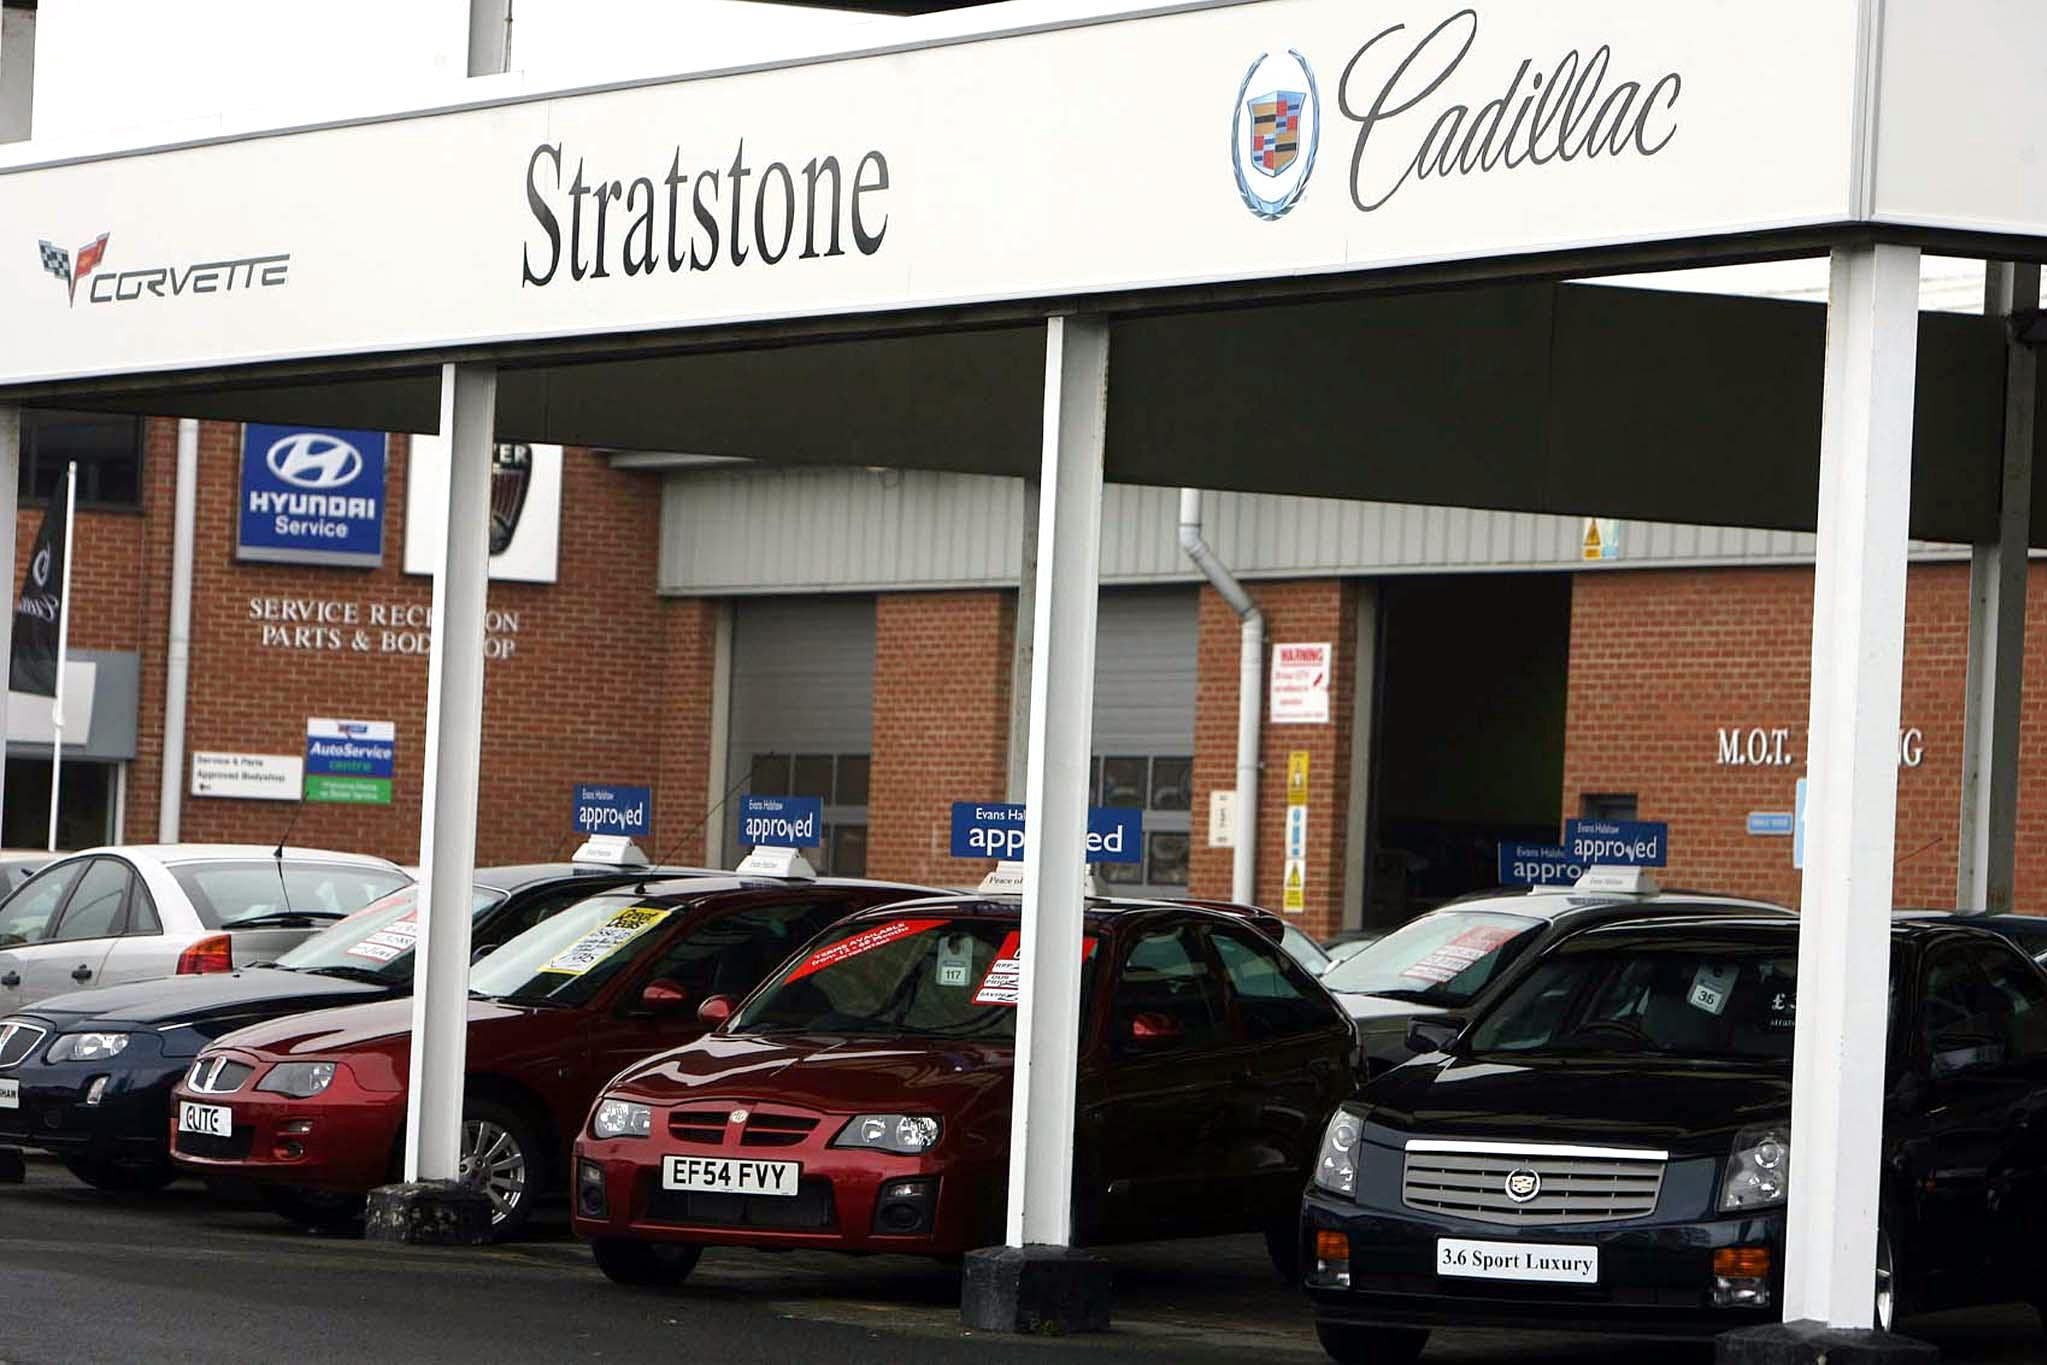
[304,717,395,804]
[574,783,651,837]
[949,802,1143,864]
[238,423,389,567]
[1564,819,1669,868]
[739,795,823,848]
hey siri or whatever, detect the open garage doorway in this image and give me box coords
[1367,573,1571,927]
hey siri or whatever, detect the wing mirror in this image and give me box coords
[696,995,736,1027]
[1406,1014,1466,1055]
[1930,1030,2007,1078]
[1126,1011,1184,1046]
[640,979,689,1014]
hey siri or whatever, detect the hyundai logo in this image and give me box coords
[1504,1169,1541,1204]
[266,432,364,490]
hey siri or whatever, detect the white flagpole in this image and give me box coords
[45,461,76,853]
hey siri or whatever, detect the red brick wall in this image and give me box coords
[1189,579,1358,938]
[5,416,724,867]
[1562,564,1974,910]
[867,590,1014,887]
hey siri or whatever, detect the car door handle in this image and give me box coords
[71,965,93,982]
[0,972,17,987]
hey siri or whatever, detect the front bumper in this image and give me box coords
[167,1053,403,1193]
[1302,1189,1786,1340]
[573,1104,1002,1257]
[0,1039,189,1167]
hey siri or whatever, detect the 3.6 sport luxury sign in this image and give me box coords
[237,424,389,568]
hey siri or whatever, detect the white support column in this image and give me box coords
[1784,244,1919,1329]
[0,404,17,827]
[158,419,199,843]
[1005,316,1107,1248]
[1956,262,2038,914]
[403,363,497,1183]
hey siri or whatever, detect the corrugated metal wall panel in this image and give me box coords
[656,467,1968,595]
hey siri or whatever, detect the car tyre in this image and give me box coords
[262,1185,367,1235]
[1264,1218,1301,1284]
[62,1157,176,1195]
[592,1237,702,1288]
[461,1098,546,1242]
[1314,1323,1427,1365]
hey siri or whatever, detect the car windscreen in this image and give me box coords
[1280,924,1332,975]
[272,885,507,983]
[468,893,677,1007]
[730,917,1092,1041]
[170,861,412,930]
[1466,945,1801,1061]
[1317,908,1544,1006]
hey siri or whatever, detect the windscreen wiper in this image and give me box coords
[307,965,391,984]
[222,910,345,930]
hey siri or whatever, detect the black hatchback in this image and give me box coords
[1301,915,2047,1362]
[0,860,706,1191]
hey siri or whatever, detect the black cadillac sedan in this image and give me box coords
[0,860,704,1191]
[1302,915,2047,1362]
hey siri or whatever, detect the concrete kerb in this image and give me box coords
[364,1179,494,1246]
[960,1244,1113,1335]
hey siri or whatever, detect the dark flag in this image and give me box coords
[10,494,68,697]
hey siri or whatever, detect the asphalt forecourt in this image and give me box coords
[0,1157,2038,1365]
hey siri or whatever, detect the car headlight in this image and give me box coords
[1314,1107,1365,1197]
[1720,1124,1791,1212]
[255,1062,338,1099]
[47,1032,130,1063]
[592,1098,654,1139]
[833,1114,941,1154]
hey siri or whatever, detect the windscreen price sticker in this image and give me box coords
[345,911,420,963]
[784,918,949,983]
[1400,925,1519,985]
[540,906,672,976]
[972,930,1099,1006]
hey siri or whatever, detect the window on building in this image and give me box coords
[19,409,146,510]
[744,752,869,878]
[1092,754,1193,890]
[1580,793,1639,822]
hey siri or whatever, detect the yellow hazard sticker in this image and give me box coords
[539,906,673,976]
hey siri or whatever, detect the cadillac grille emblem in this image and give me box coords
[1504,1168,1541,1204]
[490,442,533,555]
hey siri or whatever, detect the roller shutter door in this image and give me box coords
[1092,589,1198,896]
[725,597,876,873]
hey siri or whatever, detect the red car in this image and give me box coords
[571,896,1359,1286]
[168,874,934,1237]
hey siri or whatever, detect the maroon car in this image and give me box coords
[169,873,935,1237]
[571,896,1359,1286]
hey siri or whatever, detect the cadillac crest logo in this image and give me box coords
[1504,1168,1541,1204]
[1231,50,1320,220]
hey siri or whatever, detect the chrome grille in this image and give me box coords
[0,1021,47,1069]
[667,1106,820,1147]
[187,1056,254,1095]
[1402,1139,1666,1226]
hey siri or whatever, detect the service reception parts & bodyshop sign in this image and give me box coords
[305,718,396,804]
[237,425,389,568]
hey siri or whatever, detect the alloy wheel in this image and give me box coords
[458,1118,529,1225]
[1874,1227,1895,1332]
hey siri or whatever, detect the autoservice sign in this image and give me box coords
[304,717,396,804]
[237,424,389,567]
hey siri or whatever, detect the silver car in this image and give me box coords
[0,845,410,1010]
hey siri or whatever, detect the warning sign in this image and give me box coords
[1282,858,1306,914]
[1270,643,1333,724]
[1582,517,1621,561]
[1287,751,1310,805]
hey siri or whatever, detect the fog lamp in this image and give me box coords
[83,1076,110,1107]
[1712,1244,1773,1309]
[280,1119,315,1136]
[1310,1229,1351,1289]
[577,1159,608,1218]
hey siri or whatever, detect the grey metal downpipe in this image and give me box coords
[1177,489,1262,905]
[158,418,199,841]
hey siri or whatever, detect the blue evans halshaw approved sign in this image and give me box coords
[237,423,389,567]
[304,717,395,804]
[949,802,1143,864]
[1564,818,1668,867]
[1497,843,1587,888]
[574,783,651,837]
[739,795,823,848]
